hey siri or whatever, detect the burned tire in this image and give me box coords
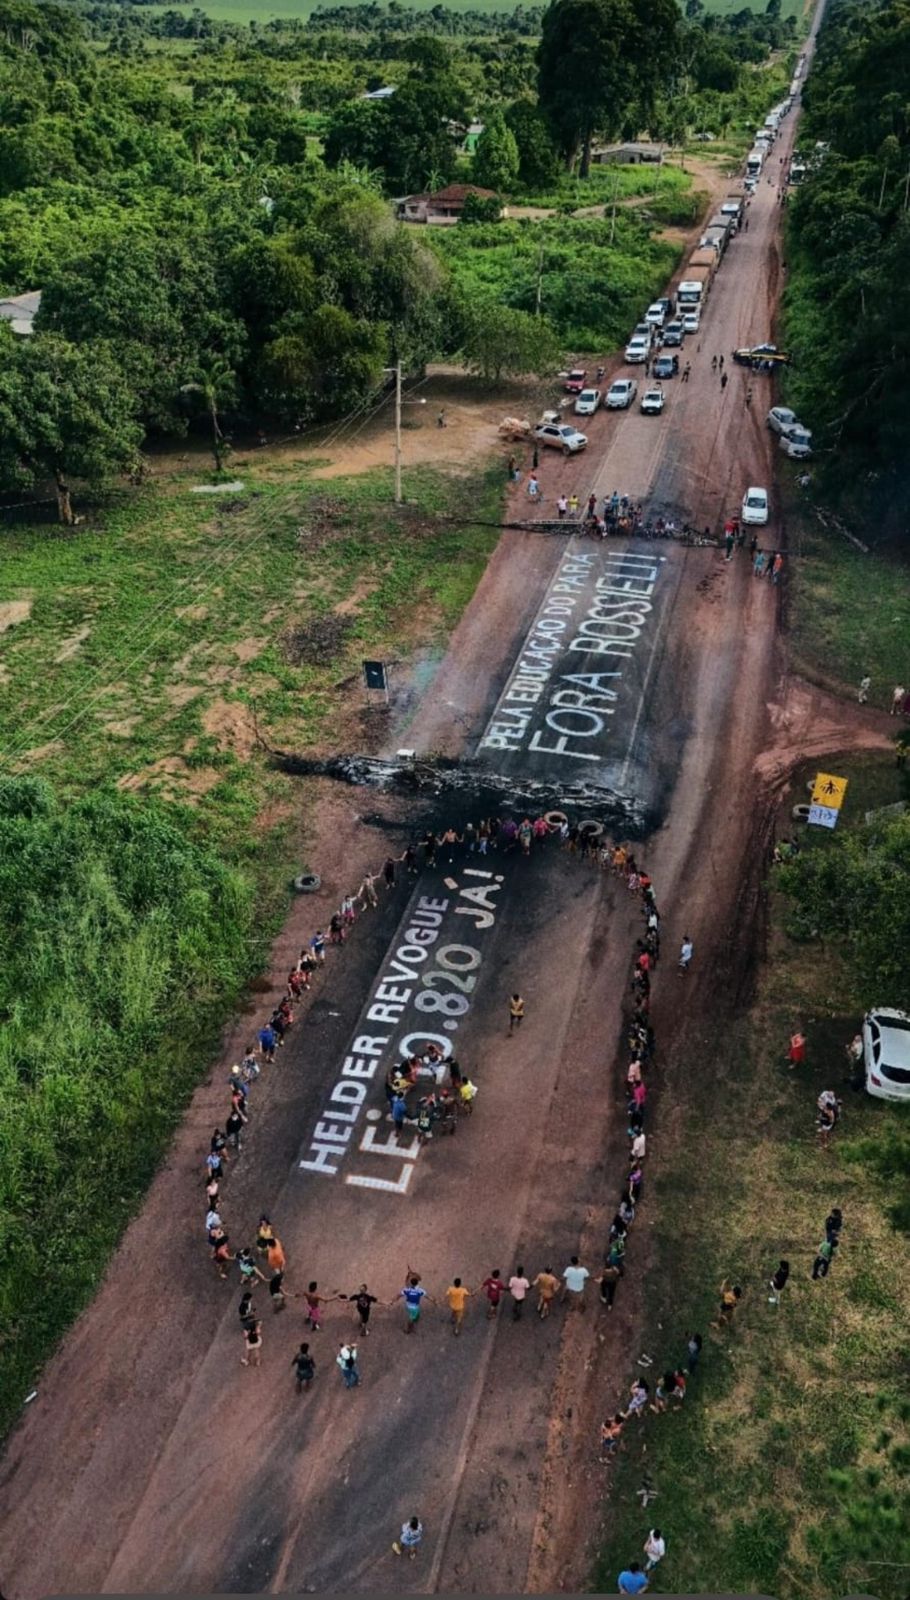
[293,872,322,893]
[544,810,568,832]
[578,819,604,843]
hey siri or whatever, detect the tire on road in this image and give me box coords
[578,820,604,843]
[544,810,567,832]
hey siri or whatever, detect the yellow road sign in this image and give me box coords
[811,772,848,810]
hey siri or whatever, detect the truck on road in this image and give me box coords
[677,266,711,308]
[746,147,764,179]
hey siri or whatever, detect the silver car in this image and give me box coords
[606,378,638,409]
[534,421,588,455]
[574,388,602,416]
[863,1009,910,1101]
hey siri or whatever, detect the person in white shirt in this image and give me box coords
[561,1256,590,1309]
[508,1267,531,1321]
[643,1529,666,1571]
[631,1131,646,1161]
[678,935,693,973]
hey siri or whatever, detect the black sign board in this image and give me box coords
[362,660,388,691]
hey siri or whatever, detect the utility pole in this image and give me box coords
[394,360,402,504]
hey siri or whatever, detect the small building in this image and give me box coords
[0,290,41,335]
[590,141,665,167]
[396,184,500,225]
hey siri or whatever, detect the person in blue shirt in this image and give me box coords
[618,1562,649,1594]
[396,1273,433,1334]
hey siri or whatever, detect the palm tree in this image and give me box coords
[180,357,237,473]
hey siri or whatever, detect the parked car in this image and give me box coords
[767,405,800,437]
[655,296,675,317]
[640,386,665,415]
[863,1008,910,1102]
[606,378,638,409]
[625,335,650,364]
[741,485,769,525]
[574,387,602,416]
[563,368,587,394]
[645,303,666,328]
[534,421,588,455]
[633,322,653,344]
[733,344,790,370]
[662,321,685,348]
[652,353,679,380]
[780,427,812,459]
[682,310,701,335]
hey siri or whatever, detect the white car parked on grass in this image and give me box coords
[863,1008,910,1101]
[741,485,769,525]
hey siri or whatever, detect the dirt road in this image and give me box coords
[2,10,882,1596]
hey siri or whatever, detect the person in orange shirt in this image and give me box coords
[787,1030,806,1070]
[532,1265,559,1319]
[445,1277,472,1335]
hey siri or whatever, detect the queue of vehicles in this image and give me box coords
[541,86,807,459]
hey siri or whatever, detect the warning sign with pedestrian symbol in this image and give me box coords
[811,772,848,810]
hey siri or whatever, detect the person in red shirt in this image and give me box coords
[481,1269,505,1320]
[787,1031,806,1070]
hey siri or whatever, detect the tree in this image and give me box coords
[472,111,520,193]
[537,0,677,176]
[505,100,560,191]
[180,356,238,472]
[0,331,140,523]
[461,302,561,382]
[257,304,387,421]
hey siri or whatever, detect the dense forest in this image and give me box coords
[0,0,794,517]
[783,0,910,536]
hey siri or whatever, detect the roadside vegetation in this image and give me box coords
[595,755,910,1600]
[781,0,910,541]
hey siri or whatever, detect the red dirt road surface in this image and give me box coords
[1,8,890,1592]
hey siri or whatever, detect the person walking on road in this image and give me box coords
[509,1266,531,1319]
[398,1272,431,1333]
[337,1341,360,1388]
[509,993,525,1035]
[858,675,871,704]
[721,370,728,391]
[711,354,717,371]
[561,1255,590,1310]
[481,1268,505,1319]
[445,1277,472,1334]
[393,1517,423,1560]
[678,934,694,974]
[241,1319,262,1368]
[533,1265,559,1318]
[682,361,691,383]
[304,1282,337,1331]
[599,1260,622,1310]
[292,1342,315,1392]
[345,1284,378,1336]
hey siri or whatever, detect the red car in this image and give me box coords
[563,369,587,394]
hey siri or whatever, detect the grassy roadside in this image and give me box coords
[0,458,503,1431]
[593,757,910,1600]
[783,475,910,710]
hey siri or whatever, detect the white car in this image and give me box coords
[682,310,701,334]
[767,405,799,437]
[780,427,812,459]
[863,1008,910,1101]
[640,386,665,415]
[644,303,666,329]
[625,335,650,364]
[741,486,769,525]
[574,388,602,416]
[606,378,638,409]
[534,421,588,455]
